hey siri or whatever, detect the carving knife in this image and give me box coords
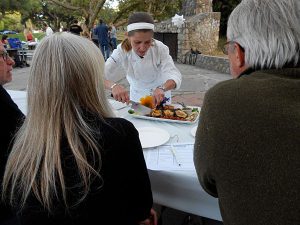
[130,100,152,115]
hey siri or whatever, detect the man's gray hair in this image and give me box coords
[227,0,300,69]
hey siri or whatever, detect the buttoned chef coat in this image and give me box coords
[105,39,182,102]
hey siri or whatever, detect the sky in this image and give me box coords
[109,0,119,9]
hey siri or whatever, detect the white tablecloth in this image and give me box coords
[119,107,221,221]
[7,90,222,221]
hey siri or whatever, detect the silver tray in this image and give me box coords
[128,106,201,124]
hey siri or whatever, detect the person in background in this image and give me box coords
[44,23,54,36]
[104,12,181,106]
[94,19,110,61]
[107,26,114,51]
[1,32,157,225]
[0,42,24,225]
[1,35,9,48]
[24,28,34,42]
[69,19,83,36]
[110,23,117,49]
[24,28,38,50]
[194,0,300,225]
[91,23,99,47]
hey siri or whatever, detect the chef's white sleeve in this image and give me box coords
[158,44,182,90]
[104,46,126,82]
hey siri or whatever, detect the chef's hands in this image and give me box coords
[152,80,176,106]
[152,88,165,107]
[111,84,130,104]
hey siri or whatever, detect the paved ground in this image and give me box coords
[4,62,230,225]
[4,62,231,107]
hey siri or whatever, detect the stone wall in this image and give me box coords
[184,13,220,55]
[155,12,220,62]
[155,0,220,62]
[195,54,230,74]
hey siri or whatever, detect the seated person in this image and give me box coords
[6,38,30,68]
[1,33,156,225]
[0,42,25,224]
[69,19,83,35]
[194,0,300,225]
[1,35,9,48]
[25,30,34,42]
[24,28,37,50]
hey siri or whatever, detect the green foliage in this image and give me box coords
[0,21,4,30]
[115,0,182,25]
[98,4,117,25]
[213,0,241,36]
[0,12,23,31]
[0,0,21,14]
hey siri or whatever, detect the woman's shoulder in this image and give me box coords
[151,39,169,55]
[93,117,137,137]
[105,117,135,129]
[153,39,168,49]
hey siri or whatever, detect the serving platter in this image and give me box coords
[129,106,201,124]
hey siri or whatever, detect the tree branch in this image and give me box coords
[112,1,141,24]
[47,0,90,20]
[88,0,106,29]
[47,0,81,11]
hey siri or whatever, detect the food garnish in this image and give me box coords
[128,109,135,114]
[140,95,154,108]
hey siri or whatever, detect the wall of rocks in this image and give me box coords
[155,12,220,62]
[155,0,220,62]
[194,54,230,74]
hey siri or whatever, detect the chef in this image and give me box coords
[104,12,182,106]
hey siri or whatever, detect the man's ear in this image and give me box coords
[125,32,128,38]
[234,43,245,68]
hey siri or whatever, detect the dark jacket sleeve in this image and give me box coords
[0,86,25,223]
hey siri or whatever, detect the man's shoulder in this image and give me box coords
[207,79,238,95]
[0,86,24,118]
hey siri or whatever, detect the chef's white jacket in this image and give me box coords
[105,39,182,102]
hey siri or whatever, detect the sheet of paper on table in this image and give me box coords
[143,143,195,171]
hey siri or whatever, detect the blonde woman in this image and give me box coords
[2,32,156,225]
[23,28,34,42]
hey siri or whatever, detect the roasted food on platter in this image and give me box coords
[162,105,175,110]
[175,110,188,118]
[148,105,199,122]
[151,109,162,117]
[164,109,174,117]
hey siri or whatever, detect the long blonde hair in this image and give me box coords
[2,32,113,211]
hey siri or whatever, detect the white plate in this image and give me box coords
[190,126,198,137]
[129,106,201,124]
[137,127,170,148]
[108,99,127,110]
